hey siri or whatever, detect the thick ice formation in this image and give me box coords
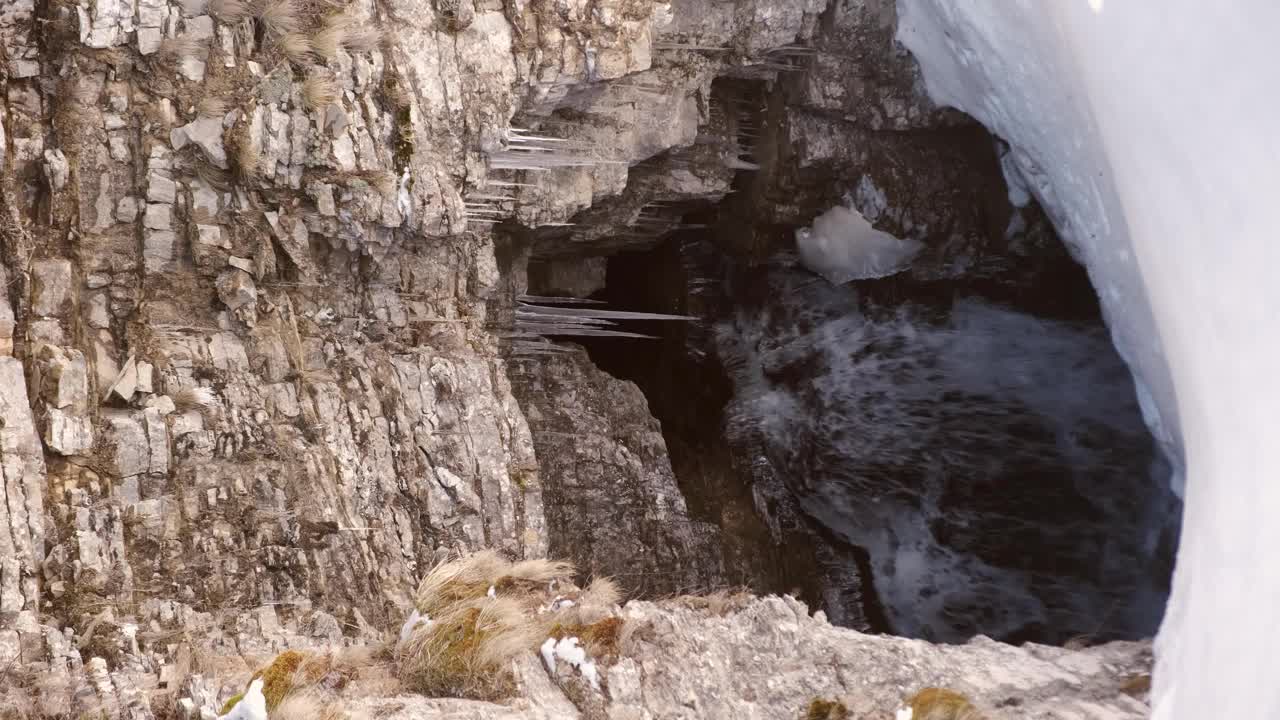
[896,1,1280,716]
[796,205,925,283]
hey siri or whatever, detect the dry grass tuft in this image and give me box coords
[218,648,371,718]
[413,550,511,618]
[256,650,313,709]
[908,688,986,720]
[548,615,626,660]
[312,17,348,60]
[342,25,382,54]
[399,551,613,700]
[173,386,219,413]
[399,597,543,700]
[302,73,339,111]
[579,577,621,610]
[197,96,228,118]
[347,170,397,195]
[805,698,849,720]
[229,123,261,180]
[673,587,753,616]
[278,32,314,64]
[273,692,348,720]
[1119,674,1151,697]
[257,0,301,36]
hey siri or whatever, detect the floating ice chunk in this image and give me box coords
[796,205,924,284]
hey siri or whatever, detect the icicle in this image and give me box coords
[517,303,694,321]
[517,295,607,305]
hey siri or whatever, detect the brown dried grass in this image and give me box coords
[302,73,338,111]
[257,0,301,36]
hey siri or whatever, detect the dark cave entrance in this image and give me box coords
[517,71,1178,645]
[529,208,1179,645]
[529,235,835,609]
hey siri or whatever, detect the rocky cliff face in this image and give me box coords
[0,0,1151,715]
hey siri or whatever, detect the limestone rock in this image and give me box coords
[30,258,74,318]
[216,269,258,326]
[102,355,138,403]
[606,596,1153,719]
[32,344,93,455]
[512,346,725,596]
[171,116,228,168]
[42,149,68,190]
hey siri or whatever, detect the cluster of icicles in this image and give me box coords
[506,295,693,356]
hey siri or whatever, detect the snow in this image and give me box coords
[896,1,1280,717]
[539,595,575,614]
[218,678,266,720]
[395,609,432,651]
[540,636,600,690]
[796,204,924,283]
[895,708,914,720]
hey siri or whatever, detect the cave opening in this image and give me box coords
[530,192,1179,646]
[515,68,1179,647]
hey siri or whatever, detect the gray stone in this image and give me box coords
[87,292,111,329]
[0,268,13,355]
[170,116,227,168]
[215,268,256,310]
[147,174,177,203]
[115,195,140,222]
[32,345,92,455]
[195,224,228,249]
[42,149,68,190]
[103,411,149,477]
[512,346,724,597]
[185,15,214,40]
[144,406,169,475]
[143,203,172,230]
[136,362,154,394]
[30,258,74,318]
[144,230,177,272]
[179,56,206,82]
[606,597,1152,719]
[103,354,138,403]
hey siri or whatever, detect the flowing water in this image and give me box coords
[715,259,1181,643]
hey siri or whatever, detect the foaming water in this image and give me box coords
[717,264,1180,643]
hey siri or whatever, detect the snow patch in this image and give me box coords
[218,678,266,720]
[395,609,432,651]
[539,596,575,614]
[896,1,1280,716]
[540,636,600,690]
